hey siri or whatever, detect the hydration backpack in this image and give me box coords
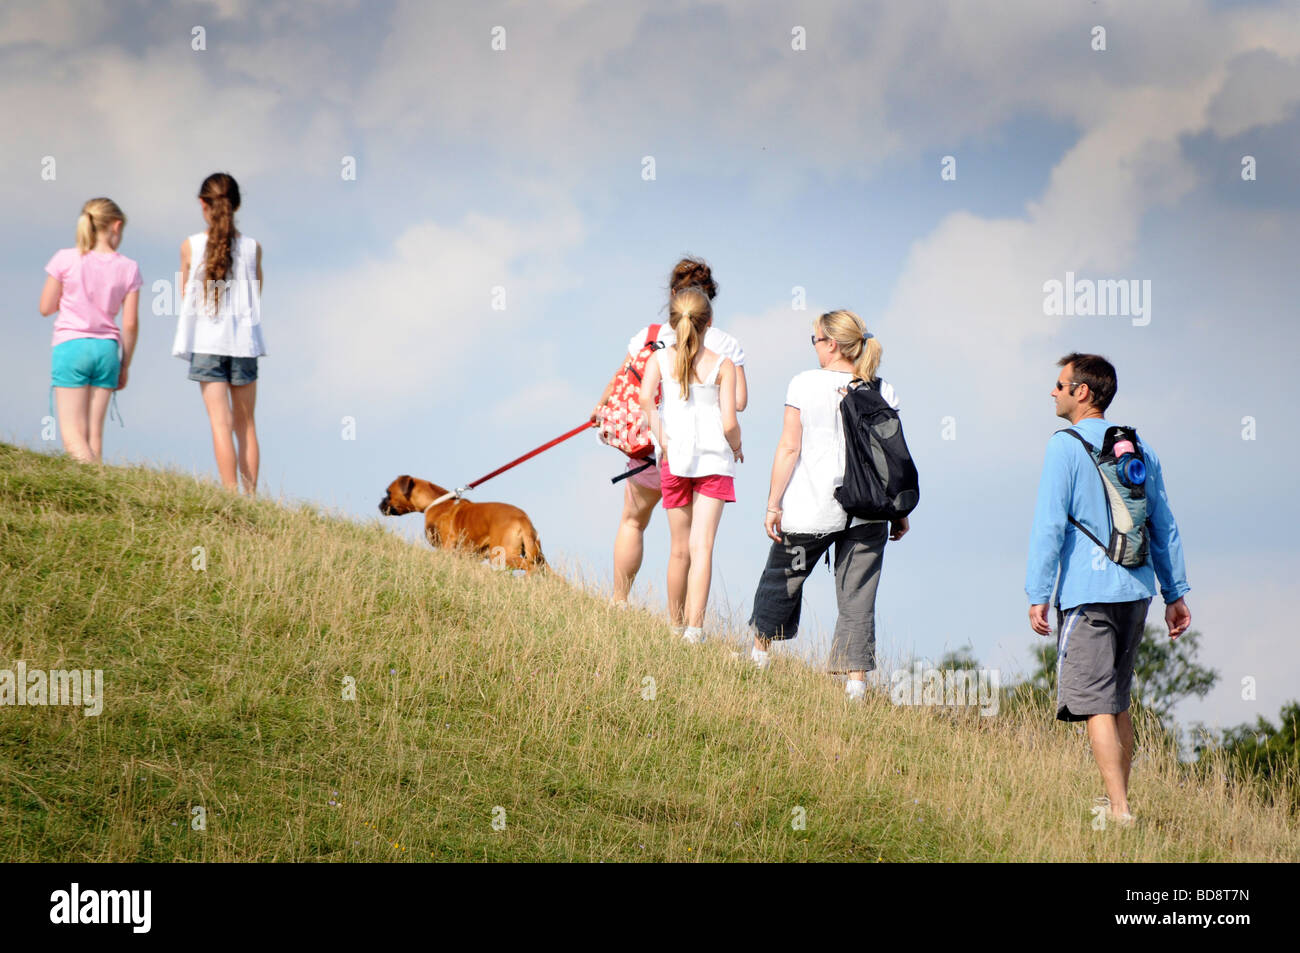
[1059,426,1150,568]
[595,324,665,460]
[834,377,920,522]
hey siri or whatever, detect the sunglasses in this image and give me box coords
[1055,380,1083,393]
[811,335,830,346]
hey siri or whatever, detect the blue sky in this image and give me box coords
[2,0,1298,732]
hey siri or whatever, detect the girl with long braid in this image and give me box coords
[172,173,266,494]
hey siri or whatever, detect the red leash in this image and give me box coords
[466,421,592,489]
[427,421,593,507]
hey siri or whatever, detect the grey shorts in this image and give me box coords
[189,353,259,385]
[1054,598,1151,722]
[748,521,889,673]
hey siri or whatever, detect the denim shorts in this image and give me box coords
[188,353,259,385]
[52,337,120,389]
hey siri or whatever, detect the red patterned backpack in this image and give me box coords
[595,324,665,460]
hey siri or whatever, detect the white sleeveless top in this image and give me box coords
[655,348,734,479]
[172,232,265,360]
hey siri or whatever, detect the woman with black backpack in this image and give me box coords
[747,310,909,700]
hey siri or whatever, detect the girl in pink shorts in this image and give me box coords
[638,286,742,643]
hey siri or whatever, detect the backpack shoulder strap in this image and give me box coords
[1056,427,1095,453]
[646,323,664,349]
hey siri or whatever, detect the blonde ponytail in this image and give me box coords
[855,335,882,382]
[75,212,95,254]
[75,198,127,255]
[668,286,713,399]
[819,309,882,381]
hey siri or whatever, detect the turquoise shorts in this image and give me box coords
[52,337,120,389]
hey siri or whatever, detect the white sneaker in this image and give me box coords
[669,624,686,639]
[751,647,771,670]
[845,678,866,701]
[682,626,705,644]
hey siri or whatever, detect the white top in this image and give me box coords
[629,325,745,366]
[655,348,735,479]
[780,369,900,534]
[172,232,266,360]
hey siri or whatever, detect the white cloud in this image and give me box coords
[282,207,585,407]
[1206,49,1300,139]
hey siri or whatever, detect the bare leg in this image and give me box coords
[1086,712,1131,817]
[229,380,259,495]
[664,501,693,627]
[54,386,93,462]
[613,478,659,602]
[683,493,725,629]
[87,387,113,462]
[200,381,238,489]
[1117,709,1135,790]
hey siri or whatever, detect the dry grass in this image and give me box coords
[0,442,1294,861]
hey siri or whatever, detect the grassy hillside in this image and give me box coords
[0,442,1294,862]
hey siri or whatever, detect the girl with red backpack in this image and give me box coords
[591,258,747,625]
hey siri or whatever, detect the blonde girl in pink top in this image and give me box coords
[38,198,142,462]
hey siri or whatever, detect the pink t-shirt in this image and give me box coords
[44,247,143,347]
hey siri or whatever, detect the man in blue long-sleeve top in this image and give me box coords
[1026,353,1191,826]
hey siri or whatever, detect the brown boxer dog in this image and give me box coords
[378,475,546,572]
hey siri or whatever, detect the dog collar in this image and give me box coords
[423,492,463,512]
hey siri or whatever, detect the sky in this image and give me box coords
[2,0,1297,733]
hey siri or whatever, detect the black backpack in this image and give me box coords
[834,377,920,522]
